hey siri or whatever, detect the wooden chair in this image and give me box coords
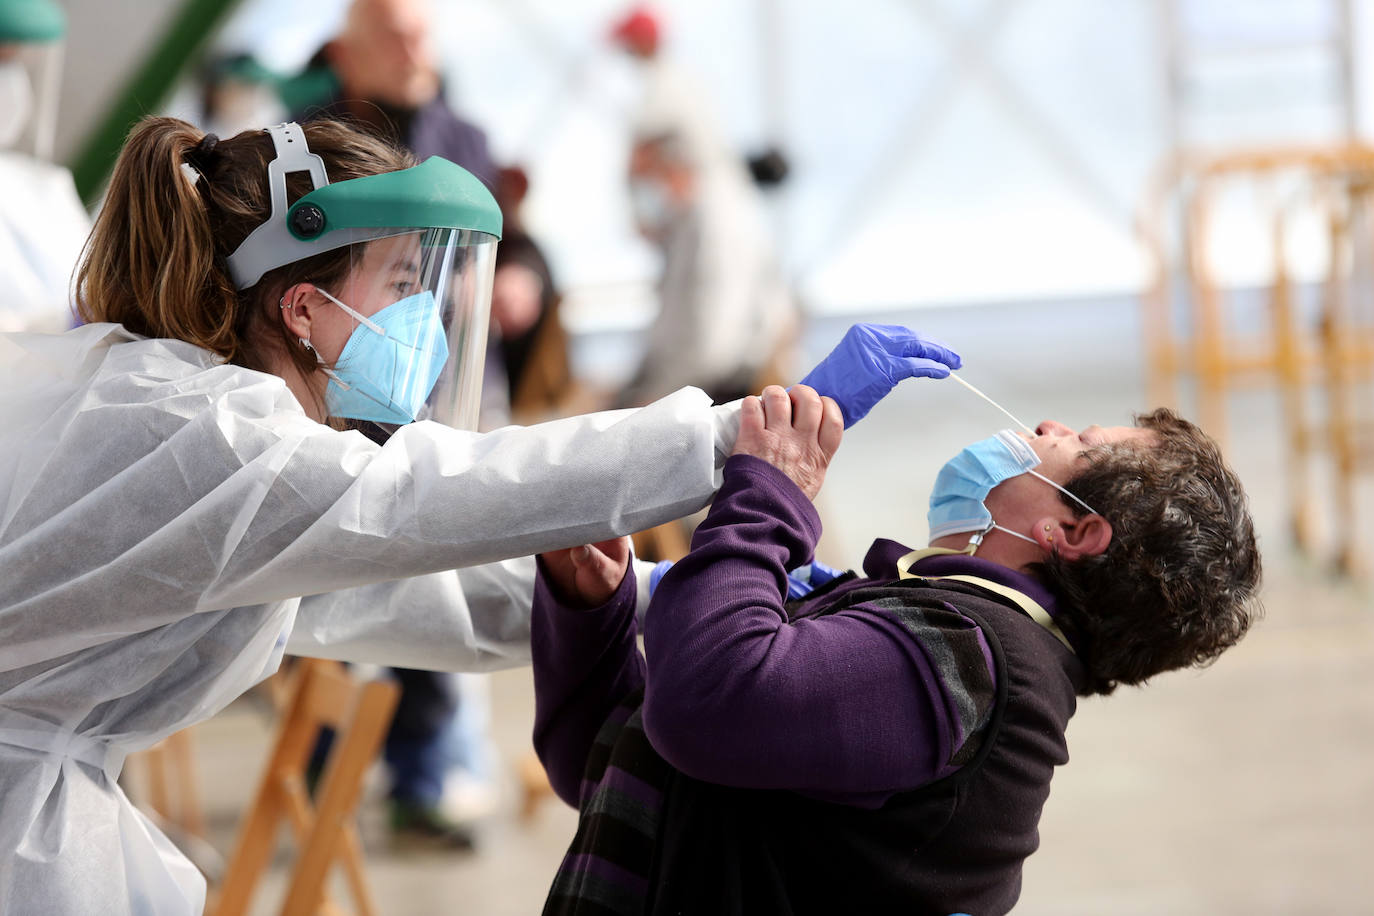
[1141,145,1374,439]
[1308,172,1374,575]
[516,750,557,823]
[1142,145,1374,574]
[209,659,399,916]
[130,727,207,843]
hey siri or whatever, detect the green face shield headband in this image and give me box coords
[224,122,502,290]
[225,122,504,430]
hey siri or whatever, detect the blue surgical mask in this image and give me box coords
[315,288,450,424]
[928,429,1099,551]
[629,179,673,235]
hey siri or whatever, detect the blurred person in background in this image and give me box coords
[617,128,797,407]
[291,0,504,851]
[0,0,89,333]
[196,53,288,140]
[296,0,496,189]
[491,164,573,422]
[533,396,1262,914]
[611,3,791,192]
[610,3,735,181]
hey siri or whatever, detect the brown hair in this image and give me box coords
[1038,409,1263,696]
[76,116,415,383]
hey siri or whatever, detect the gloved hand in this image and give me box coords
[649,560,676,596]
[785,559,846,600]
[798,324,961,428]
[649,559,846,600]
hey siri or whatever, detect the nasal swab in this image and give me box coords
[947,373,1036,435]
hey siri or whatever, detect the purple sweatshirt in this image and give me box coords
[532,454,1063,810]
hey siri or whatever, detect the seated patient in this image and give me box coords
[531,384,1261,916]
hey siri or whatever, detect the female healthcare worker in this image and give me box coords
[0,116,959,914]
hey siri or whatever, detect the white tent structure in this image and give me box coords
[51,0,1374,324]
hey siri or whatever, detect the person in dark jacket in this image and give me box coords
[301,0,497,188]
[531,386,1261,915]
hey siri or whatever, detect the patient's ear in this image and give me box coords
[1035,514,1111,560]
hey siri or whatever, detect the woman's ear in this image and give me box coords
[1035,514,1112,561]
[278,282,318,343]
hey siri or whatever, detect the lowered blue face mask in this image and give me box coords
[315,288,450,424]
[928,429,1099,551]
[629,179,674,235]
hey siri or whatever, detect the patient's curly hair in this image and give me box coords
[1038,409,1262,696]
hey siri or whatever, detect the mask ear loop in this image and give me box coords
[1027,469,1100,517]
[279,293,354,392]
[316,288,385,335]
[964,470,1099,555]
[965,519,1039,553]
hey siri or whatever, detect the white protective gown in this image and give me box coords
[0,152,89,333]
[0,323,741,914]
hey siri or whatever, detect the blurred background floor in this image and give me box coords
[183,297,1374,914]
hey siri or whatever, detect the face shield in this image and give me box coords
[226,122,501,430]
[312,228,497,429]
[0,0,66,158]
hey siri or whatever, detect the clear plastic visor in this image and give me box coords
[325,227,496,431]
[0,40,62,158]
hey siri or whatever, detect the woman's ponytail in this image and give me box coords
[76,117,243,358]
[76,115,414,371]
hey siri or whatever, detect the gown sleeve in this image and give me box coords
[0,330,742,670]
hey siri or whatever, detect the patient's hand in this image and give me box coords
[540,537,632,607]
[732,385,843,500]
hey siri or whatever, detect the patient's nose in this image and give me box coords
[1035,420,1075,437]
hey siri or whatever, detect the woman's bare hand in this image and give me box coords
[731,385,844,501]
[539,536,633,608]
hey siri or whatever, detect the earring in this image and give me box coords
[299,337,314,352]
[1043,524,1052,532]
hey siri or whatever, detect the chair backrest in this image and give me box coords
[209,659,399,916]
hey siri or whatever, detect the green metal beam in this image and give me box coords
[70,0,244,204]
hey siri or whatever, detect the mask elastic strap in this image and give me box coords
[965,520,1036,553]
[926,521,1042,557]
[296,331,355,393]
[317,288,385,336]
[320,365,352,392]
[990,523,1037,546]
[1027,469,1099,517]
[913,521,1031,558]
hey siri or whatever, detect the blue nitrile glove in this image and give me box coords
[651,559,844,600]
[798,324,961,428]
[785,560,846,600]
[649,560,675,595]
